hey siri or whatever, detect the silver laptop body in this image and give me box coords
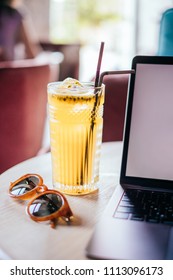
[86,56,173,260]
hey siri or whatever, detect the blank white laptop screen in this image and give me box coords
[126,63,173,180]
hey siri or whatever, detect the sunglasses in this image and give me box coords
[9,174,73,228]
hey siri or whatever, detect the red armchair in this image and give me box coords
[102,73,129,142]
[0,59,51,173]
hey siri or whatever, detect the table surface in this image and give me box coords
[0,141,123,260]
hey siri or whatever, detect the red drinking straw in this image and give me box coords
[94,42,105,88]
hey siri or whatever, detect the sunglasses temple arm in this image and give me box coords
[60,207,73,224]
[50,211,73,228]
[50,218,57,229]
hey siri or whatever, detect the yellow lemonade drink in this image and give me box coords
[48,79,105,195]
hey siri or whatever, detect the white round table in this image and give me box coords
[0,142,122,260]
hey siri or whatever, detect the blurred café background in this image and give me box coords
[1,0,173,174]
[25,0,173,79]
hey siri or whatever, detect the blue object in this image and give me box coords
[158,8,173,56]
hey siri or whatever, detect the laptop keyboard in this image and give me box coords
[114,189,173,225]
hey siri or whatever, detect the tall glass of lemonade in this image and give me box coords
[47,78,105,195]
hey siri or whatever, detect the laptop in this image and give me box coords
[86,55,173,260]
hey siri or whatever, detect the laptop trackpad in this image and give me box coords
[86,218,170,260]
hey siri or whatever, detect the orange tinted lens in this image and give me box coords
[28,193,63,217]
[10,176,39,196]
